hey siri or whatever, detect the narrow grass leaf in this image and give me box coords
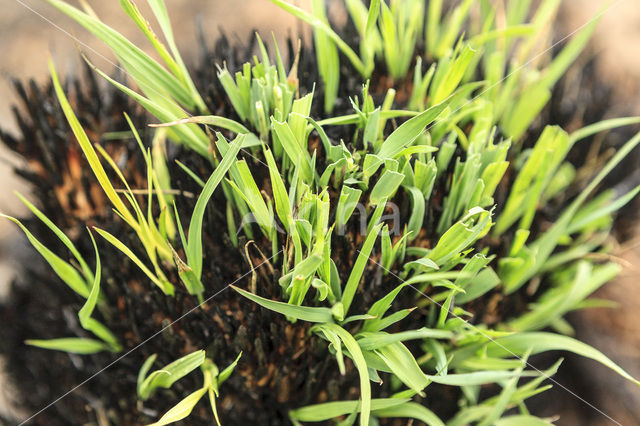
[342,222,383,314]
[231,286,333,323]
[268,0,366,75]
[374,402,445,426]
[137,354,158,397]
[2,214,89,298]
[139,350,206,400]
[15,193,92,281]
[369,171,404,205]
[494,416,553,426]
[147,387,207,426]
[357,328,452,351]
[289,398,408,422]
[78,232,104,333]
[150,115,251,135]
[428,370,536,386]
[25,338,110,354]
[484,332,640,385]
[569,116,640,146]
[375,342,429,394]
[94,227,174,295]
[187,134,244,279]
[49,58,135,224]
[377,101,448,160]
[317,323,371,426]
[46,0,195,108]
[219,352,242,385]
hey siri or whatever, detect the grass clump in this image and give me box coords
[1,0,639,425]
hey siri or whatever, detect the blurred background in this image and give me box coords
[1,0,639,423]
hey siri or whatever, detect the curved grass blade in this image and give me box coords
[94,227,174,295]
[1,214,89,298]
[357,328,453,351]
[15,192,92,281]
[150,115,251,135]
[231,285,333,323]
[139,350,206,400]
[377,101,448,160]
[373,401,444,426]
[77,231,101,327]
[483,332,640,386]
[147,387,207,426]
[569,116,640,146]
[46,0,195,109]
[268,0,366,75]
[316,323,371,426]
[187,134,244,279]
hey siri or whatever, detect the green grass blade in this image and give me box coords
[342,222,383,314]
[1,214,89,298]
[118,0,181,77]
[510,131,640,291]
[264,147,294,231]
[406,186,426,238]
[357,328,452,351]
[84,58,209,156]
[139,350,206,399]
[483,332,640,386]
[25,338,111,354]
[374,401,445,426]
[336,186,363,230]
[77,231,116,349]
[46,0,195,109]
[567,184,640,234]
[150,115,251,135]
[148,387,207,426]
[494,415,553,426]
[375,341,429,394]
[290,398,408,422]
[569,116,640,145]
[187,134,244,279]
[268,0,367,75]
[311,0,340,112]
[15,192,93,282]
[137,354,158,396]
[144,0,207,111]
[369,171,404,205]
[538,8,601,90]
[318,323,371,426]
[271,118,313,182]
[94,227,174,295]
[377,101,448,160]
[231,285,333,323]
[218,352,242,385]
[428,370,536,386]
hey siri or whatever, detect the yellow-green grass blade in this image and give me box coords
[49,58,136,225]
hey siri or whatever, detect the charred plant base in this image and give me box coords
[0,29,637,426]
